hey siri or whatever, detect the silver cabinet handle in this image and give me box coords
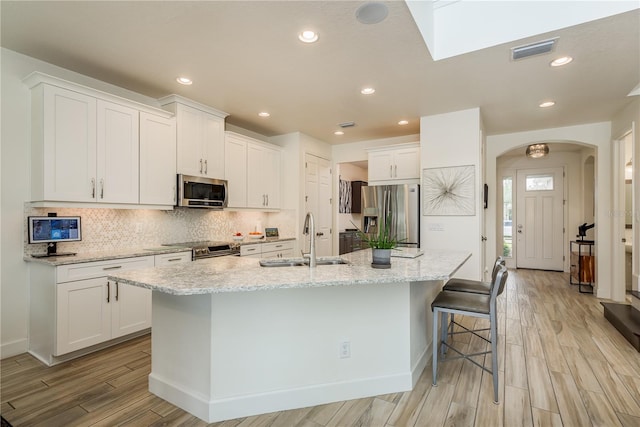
[266,194,269,206]
[204,159,208,174]
[200,159,203,174]
[91,178,95,198]
[107,281,110,303]
[173,185,176,204]
[389,165,393,177]
[102,265,123,271]
[394,164,397,177]
[166,258,182,262]
[316,232,324,236]
[115,282,119,301]
[100,179,104,199]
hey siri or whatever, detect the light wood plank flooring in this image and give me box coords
[2,269,640,426]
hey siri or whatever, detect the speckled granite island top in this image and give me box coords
[108,249,471,295]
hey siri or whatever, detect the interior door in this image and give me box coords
[305,154,332,256]
[516,167,564,271]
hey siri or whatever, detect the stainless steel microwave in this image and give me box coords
[177,174,228,209]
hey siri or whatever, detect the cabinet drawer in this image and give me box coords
[261,241,294,254]
[56,256,154,283]
[240,244,261,257]
[155,251,192,265]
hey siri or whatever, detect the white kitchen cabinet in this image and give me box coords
[25,72,174,207]
[159,95,228,179]
[140,112,177,205]
[30,84,98,202]
[29,252,191,365]
[224,132,248,208]
[261,241,295,259]
[367,144,420,183]
[97,100,139,203]
[240,244,262,258]
[225,131,281,210]
[240,241,295,259]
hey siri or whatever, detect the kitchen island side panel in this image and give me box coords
[148,281,435,423]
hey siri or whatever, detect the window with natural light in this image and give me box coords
[525,175,554,191]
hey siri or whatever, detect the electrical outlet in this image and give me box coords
[340,341,351,359]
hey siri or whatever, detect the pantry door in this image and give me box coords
[516,167,565,271]
[305,154,332,256]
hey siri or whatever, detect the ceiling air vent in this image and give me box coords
[511,38,558,61]
[339,121,356,128]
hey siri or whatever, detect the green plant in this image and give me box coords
[351,214,397,249]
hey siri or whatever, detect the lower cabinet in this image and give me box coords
[29,252,191,365]
[240,240,295,259]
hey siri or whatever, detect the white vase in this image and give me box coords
[371,248,391,269]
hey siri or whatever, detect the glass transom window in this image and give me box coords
[525,174,554,191]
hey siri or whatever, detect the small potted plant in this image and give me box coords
[353,215,397,269]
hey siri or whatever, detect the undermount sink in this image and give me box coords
[259,257,349,267]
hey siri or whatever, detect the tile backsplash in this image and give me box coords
[24,205,296,256]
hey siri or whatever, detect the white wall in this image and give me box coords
[421,108,483,280]
[486,122,614,299]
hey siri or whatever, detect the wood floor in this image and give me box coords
[3,269,640,427]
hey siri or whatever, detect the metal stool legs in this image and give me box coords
[432,266,508,404]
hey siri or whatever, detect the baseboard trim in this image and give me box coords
[0,338,28,359]
[149,370,413,423]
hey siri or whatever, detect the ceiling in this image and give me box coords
[1,1,638,144]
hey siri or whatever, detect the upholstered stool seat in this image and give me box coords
[442,257,504,295]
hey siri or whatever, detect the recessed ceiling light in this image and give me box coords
[334,131,344,136]
[298,30,318,43]
[176,77,193,85]
[539,101,556,108]
[398,120,409,125]
[361,87,375,95]
[258,112,270,117]
[550,56,573,67]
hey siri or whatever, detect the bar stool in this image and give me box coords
[431,265,508,403]
[441,257,505,339]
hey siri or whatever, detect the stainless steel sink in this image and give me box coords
[259,257,349,267]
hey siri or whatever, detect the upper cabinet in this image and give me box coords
[25,72,176,208]
[158,95,228,179]
[139,112,177,205]
[367,143,420,183]
[224,131,281,210]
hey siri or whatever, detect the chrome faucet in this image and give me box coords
[302,211,317,268]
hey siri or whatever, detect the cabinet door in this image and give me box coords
[202,113,225,178]
[393,147,420,179]
[225,135,248,207]
[56,277,110,355]
[140,112,177,205]
[111,282,152,339]
[154,251,192,265]
[368,151,394,181]
[97,100,139,203]
[42,85,97,202]
[263,146,281,209]
[176,104,204,176]
[247,143,267,208]
[240,244,261,257]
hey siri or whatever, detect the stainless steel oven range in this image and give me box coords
[162,241,240,260]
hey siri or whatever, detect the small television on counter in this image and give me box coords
[28,215,81,257]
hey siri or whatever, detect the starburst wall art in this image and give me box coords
[422,165,475,216]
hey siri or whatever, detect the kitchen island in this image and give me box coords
[109,248,470,423]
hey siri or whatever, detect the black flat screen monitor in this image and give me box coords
[28,216,82,244]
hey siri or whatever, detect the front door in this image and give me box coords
[516,167,564,271]
[305,154,332,256]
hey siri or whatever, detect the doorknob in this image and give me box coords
[481,235,487,241]
[518,230,522,234]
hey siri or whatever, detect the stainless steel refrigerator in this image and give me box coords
[361,184,420,248]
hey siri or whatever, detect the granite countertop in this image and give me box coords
[108,249,471,295]
[23,246,192,266]
[236,237,296,246]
